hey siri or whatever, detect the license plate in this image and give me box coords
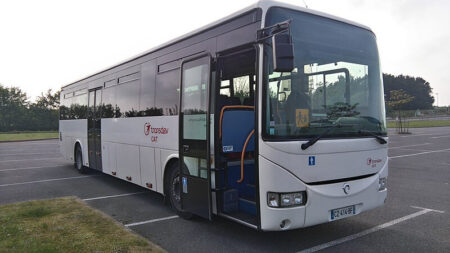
[330,205,355,221]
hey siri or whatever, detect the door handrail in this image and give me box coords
[237,129,255,183]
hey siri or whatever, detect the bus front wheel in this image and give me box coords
[167,161,193,219]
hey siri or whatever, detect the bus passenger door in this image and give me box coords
[179,55,212,219]
[88,88,102,171]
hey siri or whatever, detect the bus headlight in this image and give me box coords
[378,177,387,191]
[267,192,280,207]
[267,191,306,208]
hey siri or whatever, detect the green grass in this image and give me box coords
[0,131,58,142]
[387,120,450,128]
[0,197,164,253]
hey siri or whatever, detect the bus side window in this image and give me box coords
[155,69,179,116]
[233,75,250,105]
[220,80,231,97]
[102,87,116,118]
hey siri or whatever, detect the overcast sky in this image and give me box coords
[0,0,449,105]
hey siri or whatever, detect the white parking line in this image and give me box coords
[431,135,450,139]
[389,148,450,159]
[393,148,439,152]
[0,175,98,187]
[0,157,61,163]
[0,142,57,147]
[297,206,444,253]
[83,191,147,201]
[125,215,179,227]
[0,164,66,172]
[389,143,431,149]
[399,133,440,138]
[0,152,57,157]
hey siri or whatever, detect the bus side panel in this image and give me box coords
[102,141,116,175]
[140,146,156,190]
[101,116,177,190]
[116,143,141,185]
[59,119,88,165]
[155,148,163,194]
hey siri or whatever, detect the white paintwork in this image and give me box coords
[260,138,388,183]
[140,146,157,190]
[101,116,178,191]
[116,144,141,184]
[59,119,88,165]
[258,155,388,231]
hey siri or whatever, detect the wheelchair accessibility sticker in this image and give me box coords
[296,109,309,128]
[308,156,316,166]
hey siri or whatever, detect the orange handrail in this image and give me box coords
[237,129,255,183]
[219,105,254,138]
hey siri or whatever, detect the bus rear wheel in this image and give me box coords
[167,161,193,219]
[74,145,89,174]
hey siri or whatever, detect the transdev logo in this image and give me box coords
[367,157,382,168]
[144,123,151,136]
[144,122,169,143]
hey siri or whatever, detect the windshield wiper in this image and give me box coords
[301,123,346,150]
[358,130,387,144]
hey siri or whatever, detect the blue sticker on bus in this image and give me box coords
[308,156,316,166]
[182,177,188,193]
[223,145,234,152]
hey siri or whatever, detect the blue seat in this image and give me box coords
[221,110,254,153]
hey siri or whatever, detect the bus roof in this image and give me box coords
[62,0,372,89]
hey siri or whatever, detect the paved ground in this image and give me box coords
[0,127,449,252]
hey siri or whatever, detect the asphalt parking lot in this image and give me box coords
[1,127,449,253]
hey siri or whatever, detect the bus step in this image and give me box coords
[246,183,255,189]
[223,189,239,213]
[210,167,226,172]
[211,187,227,192]
[239,197,257,216]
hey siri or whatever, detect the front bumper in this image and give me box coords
[259,156,388,231]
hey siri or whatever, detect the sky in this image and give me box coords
[0,0,449,106]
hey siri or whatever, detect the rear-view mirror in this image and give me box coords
[272,33,294,72]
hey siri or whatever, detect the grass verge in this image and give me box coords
[0,131,58,142]
[0,197,164,253]
[387,120,450,128]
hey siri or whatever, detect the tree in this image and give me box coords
[0,84,29,132]
[386,89,414,134]
[383,74,434,110]
[0,84,60,132]
[35,89,60,110]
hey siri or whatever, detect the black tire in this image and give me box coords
[166,161,193,219]
[74,145,89,174]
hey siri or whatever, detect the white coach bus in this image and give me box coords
[60,0,388,231]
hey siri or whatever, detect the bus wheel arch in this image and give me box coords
[163,158,178,195]
[74,142,88,174]
[163,157,193,219]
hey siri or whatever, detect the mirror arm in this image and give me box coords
[256,19,292,43]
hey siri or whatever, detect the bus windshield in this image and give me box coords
[264,7,386,140]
